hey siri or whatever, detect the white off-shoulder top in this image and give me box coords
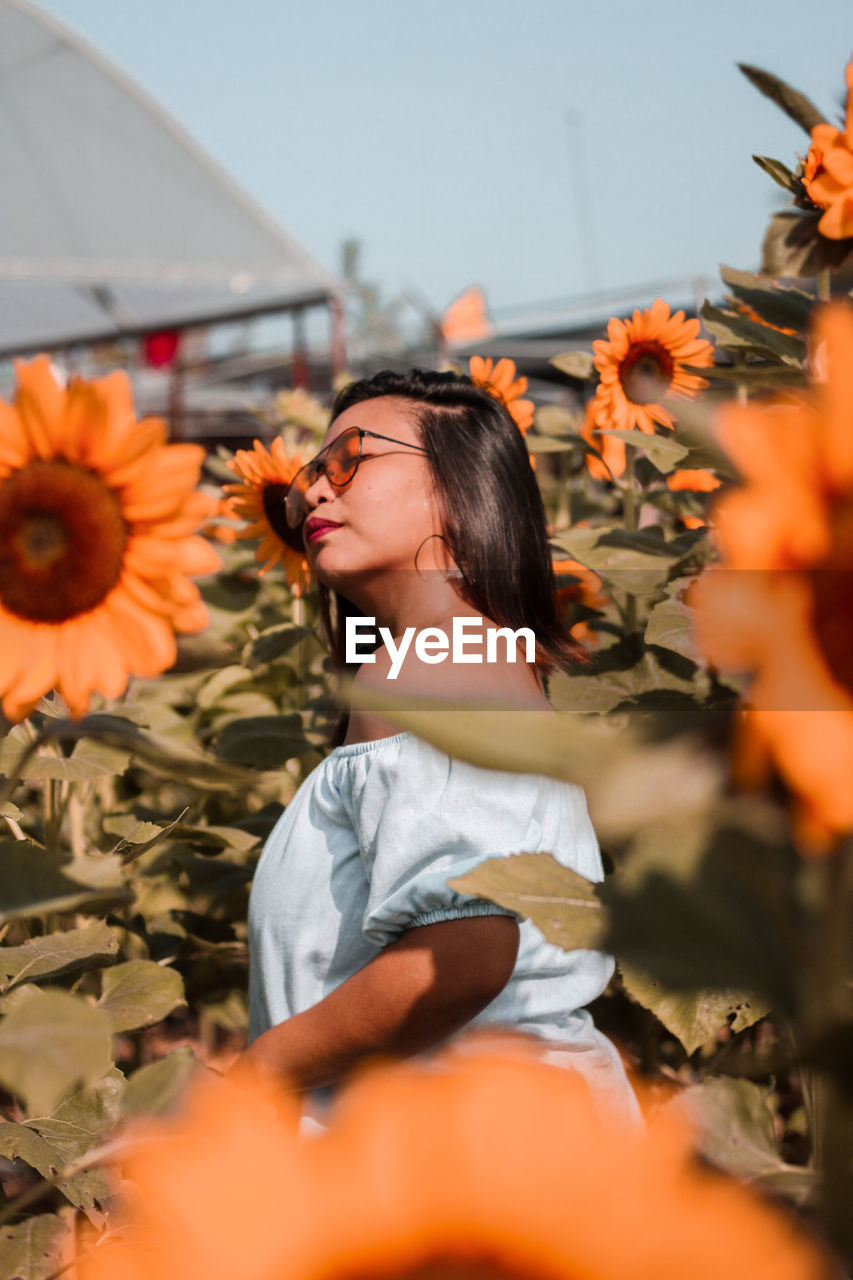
[248,731,637,1119]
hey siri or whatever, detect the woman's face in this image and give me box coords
[299,396,444,586]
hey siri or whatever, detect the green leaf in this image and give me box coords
[738,63,826,134]
[449,852,605,950]
[0,842,133,926]
[602,807,802,1011]
[550,525,692,596]
[20,739,131,783]
[550,350,595,380]
[196,664,253,709]
[96,960,185,1033]
[0,988,113,1113]
[761,208,853,279]
[596,429,688,474]
[0,1214,70,1280]
[214,714,312,768]
[250,625,314,665]
[121,1047,199,1119]
[619,964,768,1055]
[107,809,188,864]
[0,1070,124,1222]
[688,359,805,389]
[719,265,815,333]
[700,300,805,366]
[680,1076,818,1204]
[31,713,255,792]
[534,404,582,436]
[0,923,119,994]
[751,153,801,194]
[644,592,700,662]
[525,434,578,454]
[548,650,700,715]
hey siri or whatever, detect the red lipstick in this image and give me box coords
[305,517,341,543]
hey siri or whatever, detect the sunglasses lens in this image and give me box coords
[284,429,363,529]
[285,462,313,528]
[325,428,362,485]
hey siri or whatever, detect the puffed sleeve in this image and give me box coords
[346,734,603,949]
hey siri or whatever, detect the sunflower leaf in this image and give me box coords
[619,964,769,1055]
[738,63,826,134]
[96,960,185,1033]
[449,852,606,951]
[751,153,801,194]
[719,264,815,332]
[0,988,114,1113]
[700,301,806,367]
[549,350,595,380]
[0,1070,124,1222]
[680,1077,818,1204]
[550,525,694,596]
[601,807,801,1011]
[645,592,701,662]
[0,841,133,926]
[121,1047,200,1119]
[0,922,119,994]
[213,714,312,768]
[761,208,853,278]
[596,429,689,474]
[0,1214,71,1280]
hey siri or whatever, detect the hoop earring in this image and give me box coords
[413,534,462,583]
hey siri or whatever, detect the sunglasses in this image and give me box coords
[284,426,429,529]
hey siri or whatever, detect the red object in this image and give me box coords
[144,330,181,367]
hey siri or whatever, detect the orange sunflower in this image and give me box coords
[224,437,311,594]
[802,56,853,240]
[689,302,853,852]
[666,467,723,530]
[0,357,218,722]
[583,299,715,478]
[553,557,607,643]
[469,356,535,435]
[82,1040,832,1280]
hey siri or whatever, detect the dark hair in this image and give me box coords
[317,368,586,691]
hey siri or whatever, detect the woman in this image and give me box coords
[242,369,636,1122]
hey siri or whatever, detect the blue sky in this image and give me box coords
[37,0,853,319]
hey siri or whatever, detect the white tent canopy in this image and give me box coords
[0,0,340,356]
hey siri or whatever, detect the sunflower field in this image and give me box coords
[1,53,853,1280]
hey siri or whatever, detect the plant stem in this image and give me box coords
[817,267,832,303]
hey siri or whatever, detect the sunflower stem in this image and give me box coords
[622,443,638,635]
[817,267,832,304]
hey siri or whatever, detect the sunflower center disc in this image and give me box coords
[0,459,128,622]
[619,341,675,405]
[261,480,305,553]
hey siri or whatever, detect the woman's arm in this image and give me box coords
[238,914,520,1090]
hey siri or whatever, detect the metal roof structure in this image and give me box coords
[0,0,341,358]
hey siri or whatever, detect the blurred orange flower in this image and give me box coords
[583,299,714,478]
[553,556,607,642]
[224,437,311,594]
[469,356,535,435]
[666,467,723,530]
[82,1043,831,1280]
[690,302,853,851]
[802,56,853,239]
[0,357,218,722]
